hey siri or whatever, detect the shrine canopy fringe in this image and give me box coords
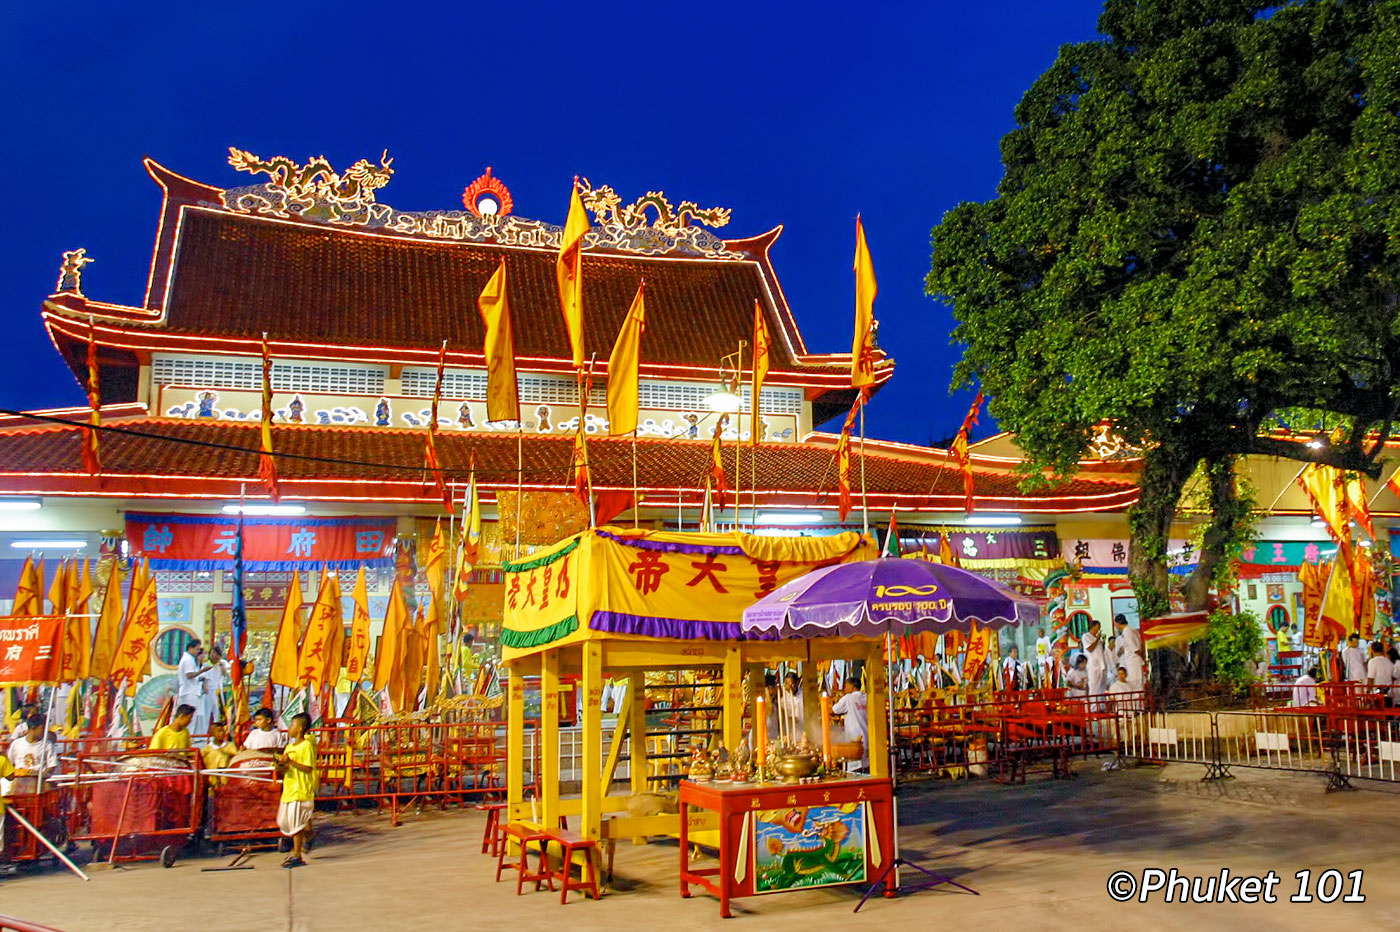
[126,513,397,571]
[499,527,873,661]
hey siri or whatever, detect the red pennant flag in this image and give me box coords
[424,340,453,513]
[950,391,983,514]
[82,316,101,476]
[258,333,279,499]
[835,398,861,521]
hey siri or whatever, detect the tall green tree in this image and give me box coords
[928,0,1400,617]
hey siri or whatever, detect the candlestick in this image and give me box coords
[820,693,832,767]
[755,694,767,780]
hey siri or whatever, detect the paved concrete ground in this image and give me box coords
[5,762,1397,931]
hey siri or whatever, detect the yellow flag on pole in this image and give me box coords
[479,259,520,423]
[298,571,342,690]
[751,299,770,446]
[269,573,303,688]
[421,594,442,706]
[259,333,279,499]
[12,555,40,615]
[47,560,68,617]
[110,559,158,694]
[345,567,372,683]
[90,562,124,680]
[607,281,646,436]
[425,520,446,600]
[851,215,878,393]
[556,181,591,369]
[373,577,408,698]
[455,467,481,602]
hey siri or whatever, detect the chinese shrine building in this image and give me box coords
[0,149,1393,695]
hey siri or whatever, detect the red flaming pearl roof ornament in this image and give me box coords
[462,167,513,219]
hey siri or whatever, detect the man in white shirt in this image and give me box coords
[7,714,61,788]
[1366,641,1395,705]
[243,707,286,751]
[831,676,869,772]
[1341,633,1368,683]
[1291,666,1320,708]
[1034,628,1053,687]
[1001,647,1023,691]
[176,640,213,742]
[1082,625,1108,696]
[1114,614,1146,691]
[199,645,231,729]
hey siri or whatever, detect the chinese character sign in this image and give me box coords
[0,616,64,684]
[500,528,871,656]
[126,514,396,569]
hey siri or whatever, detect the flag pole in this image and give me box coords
[631,432,639,529]
[586,353,598,527]
[515,422,523,560]
[859,400,869,538]
[445,478,458,678]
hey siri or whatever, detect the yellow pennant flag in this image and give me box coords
[373,577,408,697]
[12,555,40,615]
[345,566,372,683]
[851,215,878,392]
[556,182,591,369]
[478,259,520,423]
[1318,558,1356,643]
[90,562,124,680]
[269,573,304,688]
[66,559,94,679]
[110,560,159,693]
[425,520,447,601]
[298,571,343,690]
[751,299,770,446]
[1297,464,1350,545]
[606,281,646,436]
[259,332,279,499]
[454,467,481,603]
[421,594,442,706]
[47,560,69,617]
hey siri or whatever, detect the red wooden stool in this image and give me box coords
[476,801,508,855]
[543,829,601,904]
[495,823,554,895]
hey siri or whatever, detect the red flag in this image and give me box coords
[83,316,101,475]
[424,340,453,513]
[258,333,279,499]
[950,392,983,514]
[835,398,861,521]
[709,419,729,510]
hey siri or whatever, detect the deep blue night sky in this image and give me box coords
[1,1,1105,445]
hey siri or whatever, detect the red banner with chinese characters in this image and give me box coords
[0,615,64,684]
[125,514,396,570]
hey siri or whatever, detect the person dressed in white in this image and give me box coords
[779,672,805,741]
[831,676,869,772]
[1114,614,1146,691]
[1034,628,1053,687]
[1291,666,1319,708]
[198,645,231,729]
[244,707,286,751]
[1341,633,1368,684]
[1081,623,1108,696]
[1366,641,1395,706]
[1065,656,1089,698]
[6,714,61,791]
[176,640,213,741]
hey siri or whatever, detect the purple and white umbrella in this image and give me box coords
[741,558,1040,639]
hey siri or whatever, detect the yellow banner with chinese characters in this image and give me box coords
[500,528,873,660]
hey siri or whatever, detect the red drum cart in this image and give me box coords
[2,788,72,866]
[69,748,204,867]
[205,750,283,854]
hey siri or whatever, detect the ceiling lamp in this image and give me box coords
[964,515,1022,526]
[0,498,41,511]
[10,539,86,549]
[222,504,307,516]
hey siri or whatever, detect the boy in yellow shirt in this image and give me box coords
[275,712,316,868]
[150,704,196,750]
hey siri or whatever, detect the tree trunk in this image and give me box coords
[1127,443,1195,620]
[1182,454,1242,611]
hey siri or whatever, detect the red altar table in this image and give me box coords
[678,776,897,918]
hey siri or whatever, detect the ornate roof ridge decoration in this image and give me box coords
[219,148,748,260]
[55,249,94,297]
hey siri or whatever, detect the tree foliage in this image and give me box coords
[928,0,1400,615]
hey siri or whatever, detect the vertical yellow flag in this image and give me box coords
[421,594,441,706]
[47,560,69,616]
[90,562,124,680]
[111,559,158,693]
[345,567,372,683]
[556,182,591,369]
[751,299,770,446]
[298,571,342,690]
[269,572,303,688]
[851,215,878,391]
[425,520,446,600]
[12,555,40,615]
[68,559,93,679]
[373,577,408,697]
[607,281,646,436]
[479,259,520,423]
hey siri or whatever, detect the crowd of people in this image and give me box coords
[1290,633,1400,707]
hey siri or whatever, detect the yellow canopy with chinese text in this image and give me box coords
[500,527,873,661]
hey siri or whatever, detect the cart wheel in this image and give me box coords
[161,845,177,868]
